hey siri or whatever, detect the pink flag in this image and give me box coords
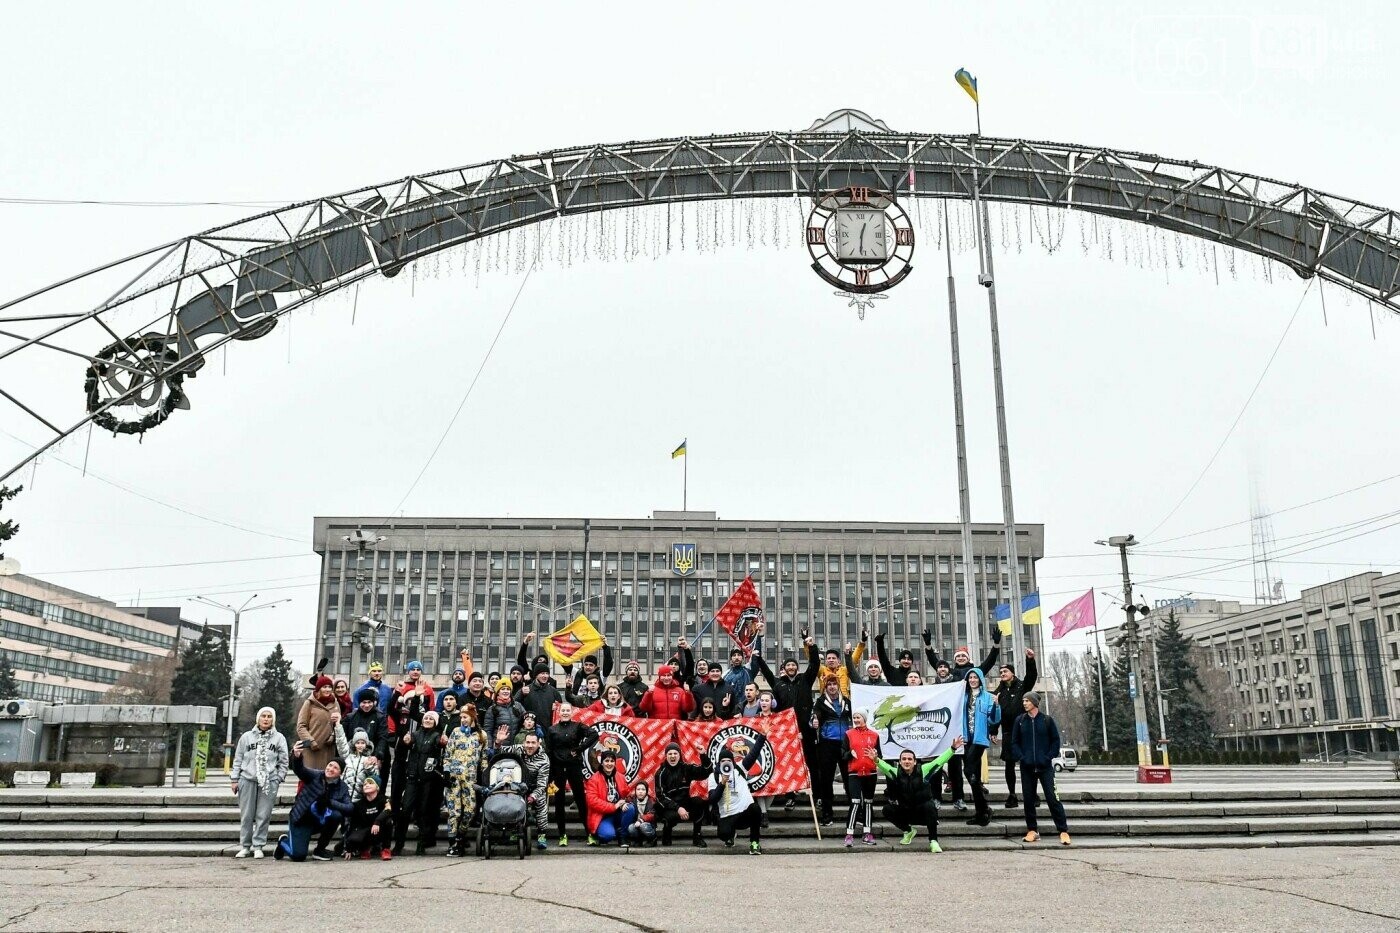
[1050,589,1097,640]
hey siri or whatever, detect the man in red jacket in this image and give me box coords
[638,665,696,720]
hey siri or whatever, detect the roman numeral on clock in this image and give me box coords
[895,228,914,246]
[848,186,871,205]
[806,227,825,244]
[854,269,871,287]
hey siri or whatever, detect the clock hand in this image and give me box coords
[860,223,867,254]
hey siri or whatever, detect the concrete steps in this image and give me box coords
[3,779,1398,856]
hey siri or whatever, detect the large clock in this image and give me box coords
[806,186,915,293]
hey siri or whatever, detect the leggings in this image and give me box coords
[1005,760,1018,795]
[593,804,636,844]
[552,761,587,837]
[946,751,964,801]
[845,774,876,834]
[964,745,989,817]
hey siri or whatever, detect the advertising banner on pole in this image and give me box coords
[191,730,210,784]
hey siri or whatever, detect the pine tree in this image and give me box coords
[256,644,299,739]
[0,484,20,559]
[0,651,19,698]
[171,630,233,760]
[1149,610,1216,749]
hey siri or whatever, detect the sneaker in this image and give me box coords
[1005,795,1019,809]
[900,829,917,846]
[252,848,264,859]
[1059,832,1072,846]
[783,795,796,812]
[929,840,943,854]
[723,837,735,848]
[380,849,393,861]
[760,813,769,829]
[536,837,548,851]
[310,849,331,862]
[586,834,599,847]
[692,837,708,848]
[749,841,762,855]
[273,836,287,861]
[234,847,250,859]
[862,833,877,846]
[953,799,967,811]
[559,834,569,848]
[445,844,461,858]
[967,814,991,827]
[620,841,630,850]
[843,833,854,848]
[1022,830,1040,843]
[359,851,371,860]
[820,814,834,827]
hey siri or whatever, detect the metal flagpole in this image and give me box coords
[683,444,688,511]
[968,108,1024,664]
[1093,621,1109,752]
[944,207,980,659]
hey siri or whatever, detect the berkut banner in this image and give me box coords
[851,682,966,759]
[572,708,810,797]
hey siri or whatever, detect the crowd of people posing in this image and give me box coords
[229,623,1071,862]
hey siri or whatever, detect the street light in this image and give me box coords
[1095,535,1156,773]
[189,593,292,773]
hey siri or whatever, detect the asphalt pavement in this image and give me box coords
[0,844,1396,931]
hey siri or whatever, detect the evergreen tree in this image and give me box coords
[171,630,233,760]
[0,484,20,559]
[1149,610,1216,749]
[0,651,19,698]
[256,644,299,739]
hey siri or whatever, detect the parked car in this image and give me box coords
[1053,748,1077,772]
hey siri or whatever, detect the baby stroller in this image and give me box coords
[476,750,532,860]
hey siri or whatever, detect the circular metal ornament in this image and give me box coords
[806,186,915,294]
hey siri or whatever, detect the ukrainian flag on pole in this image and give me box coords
[671,439,687,459]
[954,67,979,103]
[1020,591,1042,625]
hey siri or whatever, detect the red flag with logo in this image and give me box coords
[714,575,764,658]
[676,709,810,797]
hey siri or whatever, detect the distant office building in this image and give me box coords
[0,575,214,703]
[1182,573,1400,756]
[311,512,1044,680]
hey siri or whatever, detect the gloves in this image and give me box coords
[921,628,932,646]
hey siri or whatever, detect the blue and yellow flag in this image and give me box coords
[671,439,687,459]
[954,68,979,104]
[1020,591,1042,626]
[992,600,1013,637]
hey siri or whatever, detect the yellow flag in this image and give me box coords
[954,68,979,104]
[542,614,605,667]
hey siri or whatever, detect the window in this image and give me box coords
[1315,629,1339,720]
[1359,619,1389,717]
[1335,625,1363,719]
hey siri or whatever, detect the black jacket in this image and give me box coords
[404,723,446,781]
[567,644,615,693]
[654,758,712,810]
[993,655,1038,761]
[692,678,736,719]
[289,755,352,825]
[464,688,493,724]
[875,633,924,686]
[340,707,390,761]
[1011,710,1061,769]
[884,763,935,808]
[545,720,598,767]
[618,675,648,715]
[519,678,564,725]
[346,792,392,835]
[929,627,1002,681]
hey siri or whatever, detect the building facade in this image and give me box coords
[1183,572,1400,757]
[312,512,1044,682]
[0,575,213,704]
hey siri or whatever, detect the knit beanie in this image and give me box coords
[1024,691,1042,709]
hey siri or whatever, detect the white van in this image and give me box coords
[1053,747,1077,772]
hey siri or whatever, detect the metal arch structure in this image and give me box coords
[3,107,1400,482]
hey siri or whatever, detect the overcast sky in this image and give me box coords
[2,1,1398,671]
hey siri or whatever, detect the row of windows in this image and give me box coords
[5,648,123,685]
[1,618,165,666]
[332,549,1031,577]
[0,589,174,649]
[12,680,102,704]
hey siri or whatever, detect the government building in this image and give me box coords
[311,512,1044,682]
[1183,572,1400,758]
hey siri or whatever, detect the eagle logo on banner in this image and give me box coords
[705,723,777,792]
[672,543,697,577]
[582,722,645,783]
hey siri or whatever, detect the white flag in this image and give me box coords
[852,682,966,759]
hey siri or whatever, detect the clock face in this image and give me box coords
[805,187,915,294]
[833,210,889,262]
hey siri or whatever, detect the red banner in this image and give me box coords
[714,575,764,657]
[572,708,809,798]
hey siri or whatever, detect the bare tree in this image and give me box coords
[105,653,178,704]
[1042,651,1091,747]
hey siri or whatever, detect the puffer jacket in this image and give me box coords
[842,725,881,776]
[584,770,632,833]
[638,681,695,720]
[333,725,378,801]
[288,754,353,826]
[483,699,527,748]
[811,642,864,699]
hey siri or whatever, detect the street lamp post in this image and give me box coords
[818,595,920,648]
[1096,535,1154,770]
[190,593,291,774]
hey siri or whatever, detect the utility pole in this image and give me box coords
[343,528,385,686]
[1098,535,1153,769]
[190,593,291,773]
[1148,621,1171,768]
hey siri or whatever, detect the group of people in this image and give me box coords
[229,622,1071,861]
